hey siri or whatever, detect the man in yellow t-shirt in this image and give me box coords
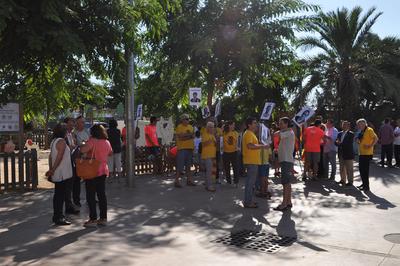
[174,114,196,188]
[356,118,378,192]
[242,117,269,208]
[223,121,239,185]
[202,121,217,192]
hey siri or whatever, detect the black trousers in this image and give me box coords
[223,151,239,184]
[359,155,372,190]
[53,179,69,221]
[72,175,81,205]
[64,177,75,210]
[395,145,400,166]
[85,175,107,220]
[380,144,393,166]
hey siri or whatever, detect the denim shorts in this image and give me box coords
[280,161,294,185]
[177,149,193,172]
[258,164,270,178]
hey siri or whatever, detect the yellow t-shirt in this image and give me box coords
[260,147,272,165]
[223,131,238,153]
[359,127,377,155]
[242,130,261,165]
[216,127,223,137]
[175,124,194,150]
[201,132,216,159]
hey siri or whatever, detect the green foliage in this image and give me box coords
[296,6,400,121]
[138,0,318,121]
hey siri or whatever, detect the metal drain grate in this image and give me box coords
[211,230,297,253]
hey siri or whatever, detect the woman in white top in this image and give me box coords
[45,123,73,226]
[394,119,400,167]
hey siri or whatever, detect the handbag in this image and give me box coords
[75,142,101,180]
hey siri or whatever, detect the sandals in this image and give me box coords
[205,187,216,192]
[187,181,197,186]
[243,202,258,208]
[273,205,290,212]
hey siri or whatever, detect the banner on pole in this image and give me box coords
[292,106,315,127]
[260,102,275,120]
[260,124,271,145]
[202,106,211,119]
[189,87,202,108]
[214,100,221,118]
[136,104,143,120]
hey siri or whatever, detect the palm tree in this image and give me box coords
[298,6,382,120]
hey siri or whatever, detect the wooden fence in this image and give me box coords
[133,146,174,175]
[0,150,38,192]
[29,130,48,149]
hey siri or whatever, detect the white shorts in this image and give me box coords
[108,153,122,173]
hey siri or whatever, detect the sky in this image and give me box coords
[297,0,399,58]
[305,0,400,38]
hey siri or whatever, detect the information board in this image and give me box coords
[0,103,20,132]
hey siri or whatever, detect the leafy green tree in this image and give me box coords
[138,0,319,120]
[298,6,384,120]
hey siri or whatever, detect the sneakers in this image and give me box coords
[53,218,71,226]
[83,220,98,228]
[97,219,107,226]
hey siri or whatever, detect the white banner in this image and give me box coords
[136,104,143,120]
[292,106,315,127]
[214,100,221,118]
[202,106,211,119]
[260,102,275,120]
[189,87,202,108]
[260,124,271,145]
[0,103,20,132]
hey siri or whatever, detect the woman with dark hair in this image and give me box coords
[80,124,113,227]
[45,123,73,226]
[107,119,122,180]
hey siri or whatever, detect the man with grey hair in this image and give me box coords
[336,121,355,186]
[356,119,378,192]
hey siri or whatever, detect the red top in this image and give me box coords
[121,127,127,146]
[169,146,177,158]
[304,126,325,152]
[144,124,159,147]
[273,131,280,151]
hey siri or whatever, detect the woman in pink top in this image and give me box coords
[80,124,113,227]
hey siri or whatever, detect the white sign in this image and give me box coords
[260,102,275,120]
[0,103,19,132]
[260,124,271,145]
[136,104,143,120]
[189,87,202,108]
[292,106,315,127]
[202,106,211,119]
[214,100,221,118]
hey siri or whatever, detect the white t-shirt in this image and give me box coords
[394,127,400,145]
[278,129,295,163]
[75,129,90,146]
[194,137,201,154]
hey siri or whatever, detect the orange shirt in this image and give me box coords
[304,126,325,152]
[144,124,159,147]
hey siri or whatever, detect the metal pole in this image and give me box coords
[126,53,135,187]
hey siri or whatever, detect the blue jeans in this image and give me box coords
[255,164,270,190]
[323,151,337,179]
[244,165,258,205]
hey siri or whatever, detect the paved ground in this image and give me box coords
[0,158,400,266]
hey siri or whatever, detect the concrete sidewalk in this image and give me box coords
[0,161,399,266]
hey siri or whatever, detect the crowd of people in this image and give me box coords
[171,114,400,211]
[45,113,400,226]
